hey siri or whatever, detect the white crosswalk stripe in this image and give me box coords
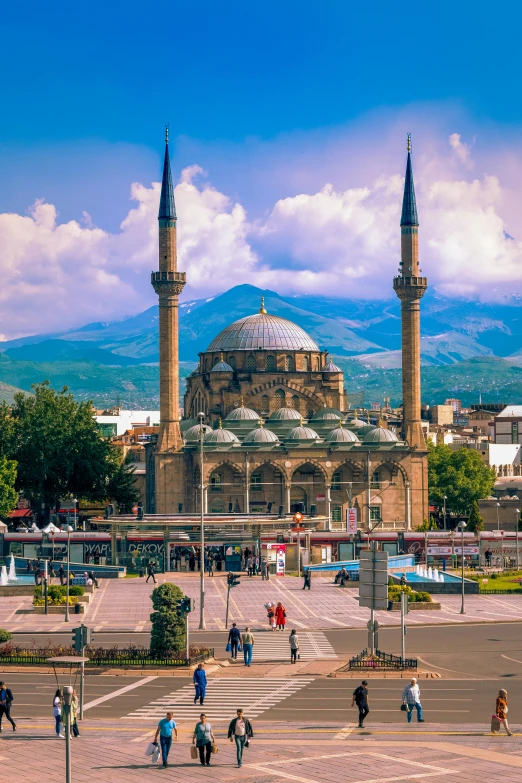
[127,677,314,721]
[237,630,337,661]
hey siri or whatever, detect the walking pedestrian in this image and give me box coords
[492,689,513,735]
[265,602,276,630]
[146,560,156,584]
[193,713,215,766]
[53,689,64,738]
[228,622,241,660]
[61,689,77,739]
[207,552,214,577]
[275,601,286,631]
[71,689,80,737]
[87,570,99,588]
[0,681,16,732]
[261,557,268,580]
[154,711,178,767]
[228,708,254,767]
[241,626,255,667]
[247,556,253,577]
[402,678,424,723]
[58,564,65,586]
[302,568,311,590]
[193,662,207,705]
[351,680,369,728]
[189,552,195,571]
[289,629,299,663]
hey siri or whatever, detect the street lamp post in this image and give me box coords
[443,495,447,531]
[64,525,73,623]
[458,520,466,614]
[515,508,520,571]
[63,685,73,783]
[198,412,206,631]
[496,502,500,530]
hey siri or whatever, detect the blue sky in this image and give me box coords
[0,1,522,337]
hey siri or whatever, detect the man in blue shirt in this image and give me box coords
[193,662,207,705]
[227,623,241,660]
[154,711,177,768]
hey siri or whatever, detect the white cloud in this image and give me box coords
[0,131,522,338]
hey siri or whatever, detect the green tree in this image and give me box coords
[416,518,438,531]
[149,582,186,656]
[428,442,496,515]
[467,500,484,532]
[0,456,17,517]
[0,382,138,516]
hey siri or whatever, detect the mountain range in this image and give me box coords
[2,283,522,407]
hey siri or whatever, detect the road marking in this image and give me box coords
[501,654,522,664]
[334,724,354,739]
[83,676,157,711]
[416,656,480,678]
[87,579,109,623]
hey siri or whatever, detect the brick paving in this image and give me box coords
[2,574,522,632]
[3,719,522,782]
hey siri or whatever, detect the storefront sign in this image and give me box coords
[276,544,286,575]
[346,508,358,533]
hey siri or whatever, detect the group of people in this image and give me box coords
[225,626,255,666]
[26,560,98,588]
[52,688,80,738]
[264,601,287,631]
[153,708,254,769]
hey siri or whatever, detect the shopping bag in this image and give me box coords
[238,644,242,652]
[151,745,161,763]
[145,742,157,757]
[400,704,408,712]
[212,743,219,754]
[191,745,198,760]
[226,642,231,652]
[491,714,501,732]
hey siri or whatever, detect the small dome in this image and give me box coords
[347,417,366,428]
[204,425,239,444]
[285,425,320,441]
[184,423,212,442]
[225,404,259,421]
[363,426,399,443]
[311,406,345,421]
[322,360,342,373]
[268,407,302,421]
[180,418,198,432]
[326,425,360,443]
[243,424,279,444]
[210,359,233,372]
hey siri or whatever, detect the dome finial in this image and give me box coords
[407,132,411,153]
[240,395,244,407]
[220,352,224,361]
[339,417,343,428]
[258,418,264,428]
[165,124,169,144]
[218,417,223,428]
[367,411,371,423]
[300,416,303,427]
[259,295,267,314]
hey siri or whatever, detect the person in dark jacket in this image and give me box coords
[351,680,369,728]
[58,564,65,586]
[302,568,311,590]
[0,681,16,732]
[193,663,207,705]
[228,623,241,659]
[146,561,156,583]
[228,708,254,767]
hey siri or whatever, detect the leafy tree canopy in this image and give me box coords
[428,442,496,515]
[466,500,484,532]
[0,382,139,512]
[0,456,17,517]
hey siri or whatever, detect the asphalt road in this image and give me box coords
[1,672,519,725]
[11,622,522,679]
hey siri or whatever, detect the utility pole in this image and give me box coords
[63,685,73,783]
[401,591,408,663]
[198,412,206,630]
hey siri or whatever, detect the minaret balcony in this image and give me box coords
[151,271,186,284]
[151,270,186,297]
[393,275,427,302]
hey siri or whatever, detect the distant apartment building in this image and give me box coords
[430,404,454,426]
[494,406,522,445]
[95,408,161,437]
[444,398,462,413]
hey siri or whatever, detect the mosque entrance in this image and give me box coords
[290,486,307,513]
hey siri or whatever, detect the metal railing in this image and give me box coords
[0,648,213,667]
[348,648,417,670]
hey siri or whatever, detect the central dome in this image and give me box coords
[206,308,319,352]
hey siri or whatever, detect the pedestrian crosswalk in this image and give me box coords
[238,630,337,661]
[127,677,314,721]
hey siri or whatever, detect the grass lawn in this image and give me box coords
[467,570,522,593]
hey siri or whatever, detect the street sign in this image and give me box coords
[346,507,358,533]
[359,547,389,610]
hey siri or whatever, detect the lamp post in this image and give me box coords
[64,525,73,623]
[496,502,500,530]
[198,412,206,630]
[458,520,466,615]
[63,685,73,783]
[515,508,520,571]
[443,495,447,531]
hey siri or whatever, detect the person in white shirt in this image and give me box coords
[402,678,424,723]
[228,708,254,767]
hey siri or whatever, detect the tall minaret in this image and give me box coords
[152,127,186,453]
[393,134,427,449]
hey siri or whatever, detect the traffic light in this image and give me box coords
[72,627,83,652]
[179,597,195,616]
[227,572,240,589]
[84,626,94,646]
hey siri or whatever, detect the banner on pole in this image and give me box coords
[346,507,358,533]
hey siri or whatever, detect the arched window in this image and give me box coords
[285,355,294,372]
[261,395,270,414]
[291,394,300,411]
[371,470,381,488]
[306,407,314,419]
[315,357,320,371]
[210,473,223,493]
[303,356,309,371]
[228,355,236,370]
[247,354,256,371]
[266,355,275,371]
[275,389,286,409]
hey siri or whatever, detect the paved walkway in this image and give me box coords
[5,719,522,783]
[2,574,522,632]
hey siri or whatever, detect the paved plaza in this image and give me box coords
[1,573,522,632]
[4,718,522,783]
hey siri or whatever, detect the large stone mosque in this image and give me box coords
[145,131,428,529]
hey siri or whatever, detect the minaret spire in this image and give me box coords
[151,127,186,508]
[393,134,427,449]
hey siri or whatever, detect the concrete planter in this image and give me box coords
[32,604,85,614]
[390,601,441,611]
